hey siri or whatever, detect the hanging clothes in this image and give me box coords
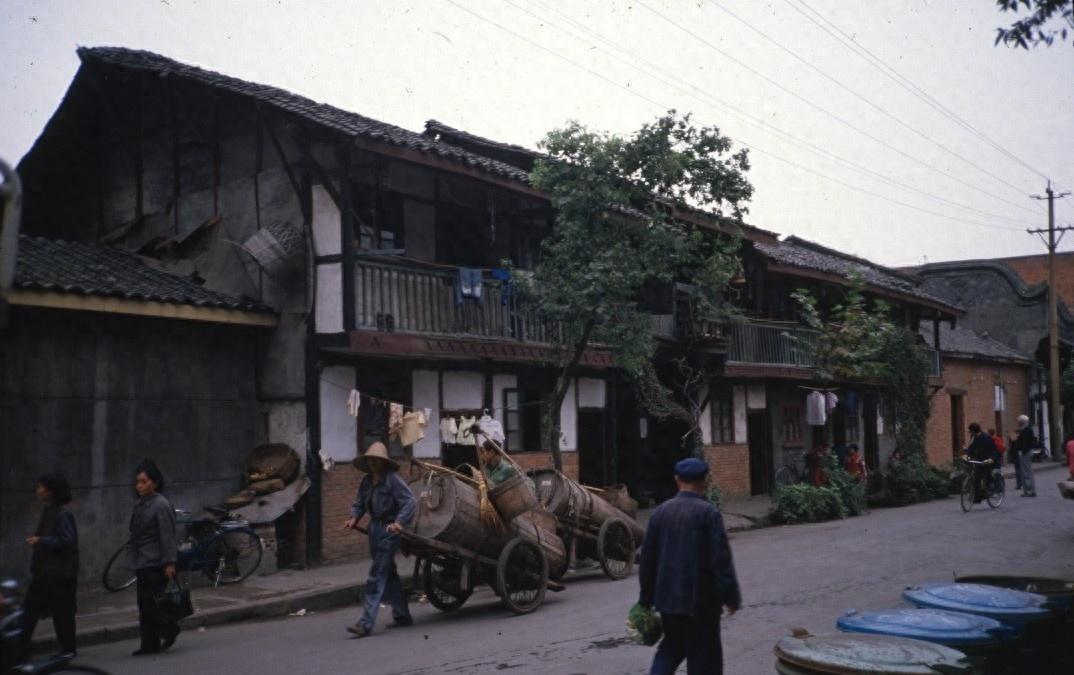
[843,390,859,416]
[489,268,513,306]
[388,403,405,438]
[439,416,459,444]
[477,414,505,445]
[398,411,427,447]
[456,415,478,446]
[824,392,839,415]
[455,268,484,305]
[347,390,361,417]
[805,391,827,426]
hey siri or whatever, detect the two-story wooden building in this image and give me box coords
[10,47,961,570]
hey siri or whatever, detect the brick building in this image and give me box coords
[998,252,1074,310]
[921,324,1032,467]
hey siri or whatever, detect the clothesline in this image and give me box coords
[320,374,549,414]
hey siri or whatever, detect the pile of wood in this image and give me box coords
[225,444,301,508]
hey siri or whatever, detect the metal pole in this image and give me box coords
[1047,184,1062,460]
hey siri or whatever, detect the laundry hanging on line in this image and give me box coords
[805,390,827,426]
[455,267,484,305]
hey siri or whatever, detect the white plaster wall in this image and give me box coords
[559,380,577,451]
[311,185,340,256]
[733,386,748,444]
[492,374,518,427]
[443,371,483,410]
[577,377,606,408]
[747,385,766,410]
[315,262,343,333]
[319,366,357,461]
[699,384,712,445]
[411,369,440,458]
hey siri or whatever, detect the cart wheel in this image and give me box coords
[548,536,571,582]
[422,557,472,612]
[410,556,424,598]
[597,518,635,580]
[496,537,548,614]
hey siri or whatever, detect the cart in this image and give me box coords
[401,465,565,615]
[531,469,645,582]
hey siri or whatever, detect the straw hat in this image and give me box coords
[352,442,399,473]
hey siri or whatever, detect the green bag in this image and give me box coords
[626,602,662,646]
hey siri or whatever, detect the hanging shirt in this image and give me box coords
[824,392,839,415]
[805,391,827,426]
[456,416,478,446]
[477,414,505,445]
[439,417,459,444]
[398,411,427,447]
[347,390,361,417]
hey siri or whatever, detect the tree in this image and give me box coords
[993,0,1073,48]
[524,112,751,470]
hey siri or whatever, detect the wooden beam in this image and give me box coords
[338,144,356,330]
[8,289,278,327]
[260,109,306,218]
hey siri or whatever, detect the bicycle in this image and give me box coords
[0,580,111,675]
[959,458,1004,512]
[773,454,807,491]
[102,507,264,592]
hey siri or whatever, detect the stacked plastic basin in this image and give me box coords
[836,608,1017,673]
[773,632,976,674]
[903,582,1065,673]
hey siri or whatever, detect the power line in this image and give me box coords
[632,0,1042,216]
[785,0,1059,188]
[517,0,1030,227]
[439,0,1025,234]
[705,0,1038,201]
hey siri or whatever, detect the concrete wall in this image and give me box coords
[0,308,264,582]
[925,358,1030,467]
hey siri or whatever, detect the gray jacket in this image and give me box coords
[128,492,177,570]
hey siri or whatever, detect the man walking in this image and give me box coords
[639,458,741,675]
[1009,414,1038,497]
[343,442,417,637]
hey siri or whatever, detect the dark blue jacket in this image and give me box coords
[639,491,741,616]
[967,432,1000,465]
[350,470,416,526]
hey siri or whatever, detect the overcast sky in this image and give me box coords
[2,0,1071,267]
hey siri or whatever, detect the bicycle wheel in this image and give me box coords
[959,474,975,512]
[773,466,794,491]
[203,529,263,585]
[987,473,1005,509]
[102,543,137,591]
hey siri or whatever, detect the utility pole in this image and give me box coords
[1028,181,1073,461]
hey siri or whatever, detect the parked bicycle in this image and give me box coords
[959,458,1004,512]
[102,507,263,591]
[773,454,807,491]
[0,580,110,675]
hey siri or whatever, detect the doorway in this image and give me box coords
[747,411,770,496]
[578,410,606,486]
[863,393,879,471]
[951,394,965,458]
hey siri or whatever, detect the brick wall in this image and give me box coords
[702,443,750,498]
[318,451,579,563]
[1003,253,1074,309]
[924,358,1029,468]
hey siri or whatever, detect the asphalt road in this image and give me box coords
[72,466,1074,675]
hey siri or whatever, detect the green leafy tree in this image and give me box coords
[525,112,752,470]
[876,329,933,459]
[791,275,895,383]
[993,0,1073,48]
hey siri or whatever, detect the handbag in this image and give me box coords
[155,576,194,622]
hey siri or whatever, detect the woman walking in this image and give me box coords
[22,472,79,658]
[128,459,179,656]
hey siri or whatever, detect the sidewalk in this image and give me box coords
[32,556,393,652]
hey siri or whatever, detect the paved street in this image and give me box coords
[71,467,1074,675]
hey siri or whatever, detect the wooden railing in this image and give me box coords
[353,260,557,343]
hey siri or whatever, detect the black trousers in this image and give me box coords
[651,612,723,675]
[135,568,176,651]
[21,575,77,655]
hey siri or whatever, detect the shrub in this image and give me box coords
[822,454,867,516]
[887,456,950,504]
[773,484,846,524]
[705,484,722,509]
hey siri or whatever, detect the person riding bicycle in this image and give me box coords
[962,423,1000,503]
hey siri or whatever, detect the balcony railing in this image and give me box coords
[354,259,557,343]
[727,322,818,367]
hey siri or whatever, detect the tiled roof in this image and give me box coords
[77,47,531,184]
[755,236,961,311]
[423,119,542,171]
[920,323,1032,364]
[14,236,269,312]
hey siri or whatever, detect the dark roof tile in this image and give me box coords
[920,323,1031,363]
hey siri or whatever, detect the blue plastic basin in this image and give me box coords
[837,608,1018,648]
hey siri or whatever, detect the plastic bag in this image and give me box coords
[155,577,194,622]
[626,602,662,646]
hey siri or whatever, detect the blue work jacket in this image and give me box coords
[639,491,741,616]
[350,470,416,527]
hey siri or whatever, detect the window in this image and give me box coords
[710,390,734,444]
[503,389,522,453]
[846,410,860,443]
[783,405,802,443]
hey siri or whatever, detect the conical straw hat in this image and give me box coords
[352,442,399,472]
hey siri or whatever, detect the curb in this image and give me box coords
[34,579,413,652]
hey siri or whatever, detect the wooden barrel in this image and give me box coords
[488,472,538,521]
[408,472,565,570]
[591,484,638,518]
[532,469,645,545]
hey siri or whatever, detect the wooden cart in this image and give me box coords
[531,469,645,581]
[402,467,566,615]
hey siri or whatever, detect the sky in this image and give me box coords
[1,0,1072,267]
